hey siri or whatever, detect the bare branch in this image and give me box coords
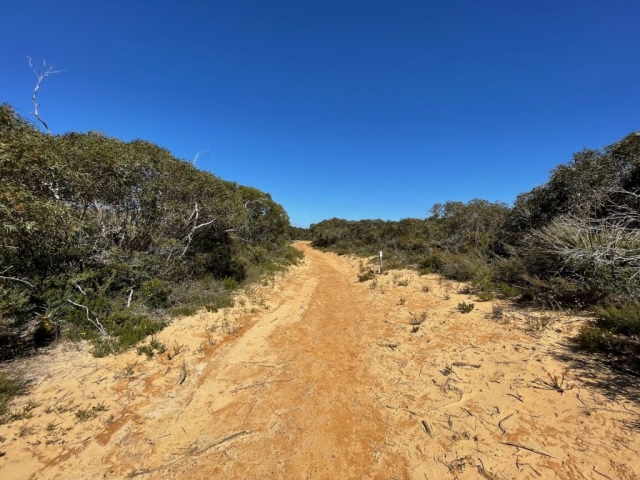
[193,150,209,166]
[27,56,62,134]
[67,300,108,336]
[0,266,35,288]
[180,203,216,257]
[0,275,36,288]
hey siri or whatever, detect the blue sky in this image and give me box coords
[2,1,639,227]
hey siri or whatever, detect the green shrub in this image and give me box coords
[477,292,494,302]
[358,270,375,282]
[576,325,618,351]
[171,306,198,317]
[140,279,172,309]
[457,301,475,314]
[136,336,166,358]
[497,282,521,298]
[205,295,234,313]
[92,312,166,357]
[223,278,239,291]
[594,304,640,337]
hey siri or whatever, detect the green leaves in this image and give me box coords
[0,104,293,357]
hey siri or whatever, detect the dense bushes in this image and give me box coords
[311,131,640,364]
[0,104,296,358]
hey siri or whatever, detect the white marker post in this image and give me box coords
[379,250,383,274]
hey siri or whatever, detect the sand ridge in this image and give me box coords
[1,242,639,479]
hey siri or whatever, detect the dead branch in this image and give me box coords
[181,203,216,257]
[497,413,514,435]
[421,419,434,438]
[0,274,35,288]
[499,441,558,458]
[129,430,251,477]
[127,289,134,308]
[178,360,187,385]
[66,300,108,336]
[193,150,209,166]
[27,56,61,134]
[231,377,293,393]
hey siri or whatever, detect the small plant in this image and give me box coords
[45,421,58,432]
[223,277,239,291]
[140,279,172,309]
[137,336,166,358]
[422,285,430,293]
[411,325,420,333]
[491,304,504,321]
[497,282,521,298]
[171,305,197,317]
[477,292,494,302]
[457,302,475,314]
[204,295,234,312]
[545,372,574,394]
[136,344,154,358]
[410,310,428,326]
[115,362,137,379]
[358,270,375,282]
[524,314,554,336]
[74,402,108,422]
[149,336,166,354]
[398,296,406,305]
[393,273,410,287]
[23,397,39,413]
[370,278,378,290]
[18,424,35,437]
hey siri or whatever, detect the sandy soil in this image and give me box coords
[1,242,639,479]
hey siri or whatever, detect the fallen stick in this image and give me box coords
[178,361,187,385]
[498,413,514,435]
[130,430,251,477]
[421,420,434,438]
[499,441,558,458]
[232,376,293,393]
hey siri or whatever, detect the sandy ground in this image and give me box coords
[1,241,639,479]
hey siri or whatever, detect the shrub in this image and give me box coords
[477,292,494,302]
[140,279,172,309]
[594,304,640,337]
[223,278,239,291]
[576,325,618,351]
[358,270,375,282]
[457,302,475,314]
[171,306,198,317]
[204,294,234,312]
[92,312,166,357]
[497,282,521,298]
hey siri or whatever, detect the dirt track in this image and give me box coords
[2,242,640,479]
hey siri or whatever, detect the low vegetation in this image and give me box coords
[311,132,640,368]
[0,103,302,360]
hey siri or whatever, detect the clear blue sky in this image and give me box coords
[2,1,639,227]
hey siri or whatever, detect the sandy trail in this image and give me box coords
[2,242,640,479]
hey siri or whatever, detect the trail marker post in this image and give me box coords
[379,250,383,274]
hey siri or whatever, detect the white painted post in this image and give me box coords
[379,250,383,274]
